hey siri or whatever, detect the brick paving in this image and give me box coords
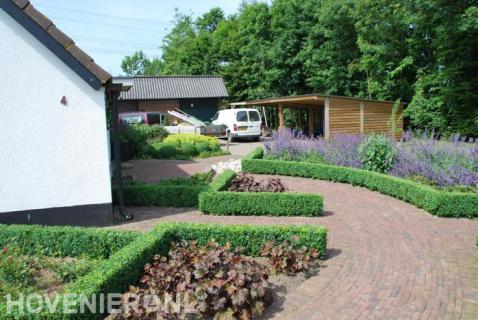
[112,174,478,319]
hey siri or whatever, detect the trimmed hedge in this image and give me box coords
[199,169,323,216]
[242,147,478,218]
[0,224,139,259]
[156,222,328,258]
[0,222,327,319]
[122,183,207,207]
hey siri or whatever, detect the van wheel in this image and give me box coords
[227,131,234,142]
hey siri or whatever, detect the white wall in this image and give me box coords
[0,10,112,213]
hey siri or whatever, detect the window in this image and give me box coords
[248,110,260,122]
[147,112,162,125]
[236,111,248,122]
[120,114,145,124]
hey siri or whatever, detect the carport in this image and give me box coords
[230,94,403,139]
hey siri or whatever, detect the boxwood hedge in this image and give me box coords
[242,147,478,218]
[0,222,327,319]
[199,170,324,216]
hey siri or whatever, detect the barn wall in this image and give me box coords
[0,9,112,224]
[118,100,138,113]
[138,100,181,122]
[179,98,220,122]
[328,97,361,135]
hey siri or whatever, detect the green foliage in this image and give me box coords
[121,50,162,76]
[199,191,323,217]
[121,124,169,159]
[152,142,177,159]
[0,222,327,319]
[195,142,210,153]
[122,182,208,207]
[180,142,198,157]
[242,148,478,218]
[358,134,395,173]
[164,133,221,151]
[210,169,237,191]
[122,1,478,136]
[0,224,139,259]
[154,222,328,259]
[200,169,323,216]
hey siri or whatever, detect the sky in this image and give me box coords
[30,0,244,76]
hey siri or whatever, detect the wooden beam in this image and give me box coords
[324,97,330,139]
[308,106,314,137]
[274,107,278,130]
[278,104,284,130]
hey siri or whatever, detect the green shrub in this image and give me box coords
[120,125,169,159]
[153,222,328,259]
[0,222,327,319]
[199,191,323,217]
[122,183,208,207]
[0,224,139,259]
[200,169,323,216]
[147,125,169,141]
[210,169,237,191]
[164,133,220,151]
[358,134,395,173]
[179,142,198,157]
[242,148,478,218]
[154,143,177,159]
[195,142,210,153]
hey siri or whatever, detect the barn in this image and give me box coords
[116,76,229,122]
[231,94,404,139]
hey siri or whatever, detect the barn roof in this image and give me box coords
[116,76,229,101]
[0,0,111,90]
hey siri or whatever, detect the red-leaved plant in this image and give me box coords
[108,241,271,320]
[260,239,319,274]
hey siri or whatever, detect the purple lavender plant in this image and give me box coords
[265,128,478,189]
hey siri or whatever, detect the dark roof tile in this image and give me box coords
[117,76,229,100]
[23,4,51,30]
[47,25,73,48]
[12,0,28,9]
[67,45,93,68]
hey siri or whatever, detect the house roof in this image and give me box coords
[0,0,111,90]
[116,76,229,101]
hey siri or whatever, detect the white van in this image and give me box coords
[211,108,262,142]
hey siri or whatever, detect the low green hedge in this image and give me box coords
[122,183,207,207]
[0,224,139,259]
[242,147,478,218]
[199,169,323,216]
[1,222,327,319]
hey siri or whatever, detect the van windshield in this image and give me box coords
[236,111,248,122]
[248,111,260,122]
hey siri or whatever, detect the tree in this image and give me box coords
[121,50,162,76]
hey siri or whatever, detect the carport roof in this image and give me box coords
[230,94,398,107]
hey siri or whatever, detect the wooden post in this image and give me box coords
[278,104,284,130]
[324,98,330,139]
[360,101,364,134]
[308,106,314,137]
[274,107,278,130]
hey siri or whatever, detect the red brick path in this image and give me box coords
[112,175,478,319]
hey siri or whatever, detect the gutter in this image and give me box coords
[107,80,134,221]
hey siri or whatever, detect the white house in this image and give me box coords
[0,0,121,226]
